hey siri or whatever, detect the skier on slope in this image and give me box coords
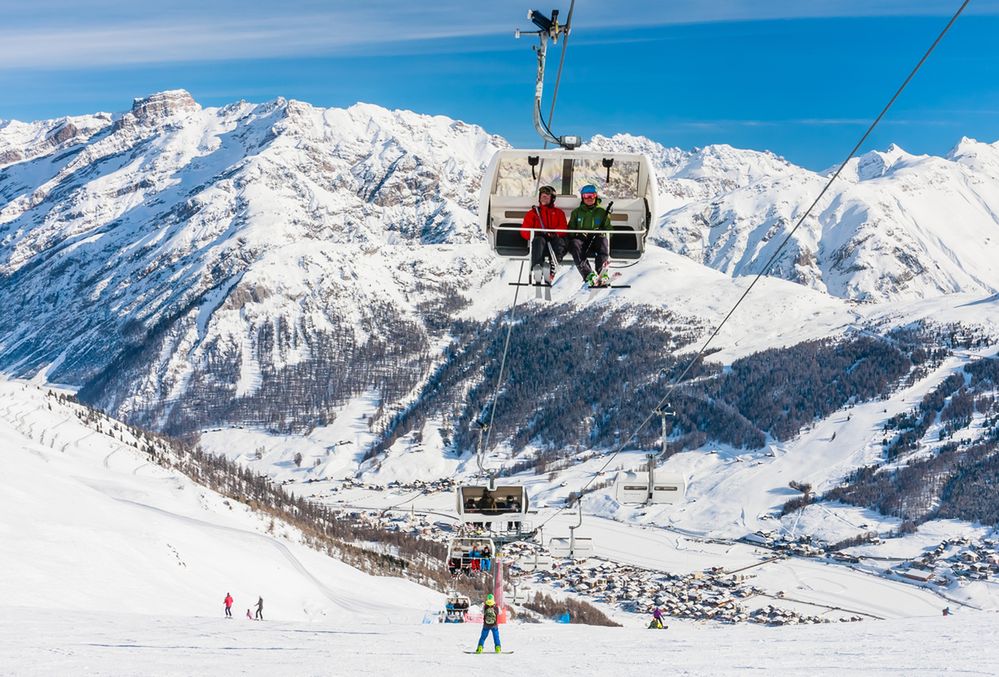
[649,606,666,629]
[567,184,612,288]
[224,592,233,618]
[474,593,502,653]
[520,185,568,285]
[255,596,264,620]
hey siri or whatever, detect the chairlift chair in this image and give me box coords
[546,500,594,560]
[443,590,471,623]
[481,149,658,260]
[456,484,529,524]
[614,470,686,505]
[513,550,553,573]
[548,535,594,560]
[445,535,497,576]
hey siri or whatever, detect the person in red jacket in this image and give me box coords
[224,592,233,618]
[520,185,568,285]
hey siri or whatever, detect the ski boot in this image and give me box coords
[475,646,483,654]
[495,645,502,653]
[585,272,599,288]
[598,271,611,287]
[532,264,543,286]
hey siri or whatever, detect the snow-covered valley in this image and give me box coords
[5,91,999,674]
[4,377,999,676]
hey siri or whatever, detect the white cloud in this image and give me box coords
[2,1,996,70]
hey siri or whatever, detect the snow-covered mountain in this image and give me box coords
[587,133,999,301]
[0,91,506,434]
[3,90,999,442]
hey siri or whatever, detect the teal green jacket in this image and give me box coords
[569,201,611,233]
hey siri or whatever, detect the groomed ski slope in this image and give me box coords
[0,380,439,621]
[0,370,996,675]
[1,606,996,676]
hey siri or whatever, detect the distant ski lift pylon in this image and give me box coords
[481,149,659,261]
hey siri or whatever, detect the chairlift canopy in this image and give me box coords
[614,471,686,505]
[456,485,529,521]
[481,149,658,260]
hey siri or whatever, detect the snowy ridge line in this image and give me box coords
[0,378,445,622]
[0,381,466,601]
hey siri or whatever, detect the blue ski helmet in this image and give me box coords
[579,184,598,196]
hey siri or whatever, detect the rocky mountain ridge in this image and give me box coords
[3,91,999,445]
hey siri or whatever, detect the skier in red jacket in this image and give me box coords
[520,185,567,285]
[224,593,233,618]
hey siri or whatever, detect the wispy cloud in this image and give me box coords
[4,1,997,70]
[0,5,506,70]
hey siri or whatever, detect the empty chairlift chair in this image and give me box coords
[481,149,659,260]
[614,470,686,505]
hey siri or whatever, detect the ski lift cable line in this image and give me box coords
[377,488,427,517]
[535,0,970,533]
[481,260,527,463]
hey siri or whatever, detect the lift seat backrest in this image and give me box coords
[490,195,649,259]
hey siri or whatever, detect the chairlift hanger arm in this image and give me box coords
[516,7,581,150]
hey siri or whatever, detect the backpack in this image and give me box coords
[483,605,498,625]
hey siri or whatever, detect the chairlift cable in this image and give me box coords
[481,261,527,462]
[534,0,970,532]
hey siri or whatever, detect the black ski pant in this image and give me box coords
[225,606,232,617]
[566,234,609,279]
[530,234,566,270]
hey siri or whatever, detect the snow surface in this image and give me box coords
[2,607,997,677]
[0,380,439,622]
[3,333,999,674]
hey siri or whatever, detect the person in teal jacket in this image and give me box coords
[567,184,611,287]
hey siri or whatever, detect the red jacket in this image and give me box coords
[520,204,568,240]
[225,595,233,608]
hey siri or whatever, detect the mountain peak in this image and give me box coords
[852,144,913,180]
[128,90,200,124]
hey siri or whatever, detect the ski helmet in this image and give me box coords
[579,184,598,196]
[485,594,495,606]
[538,184,557,205]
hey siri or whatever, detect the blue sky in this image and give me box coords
[1,0,996,169]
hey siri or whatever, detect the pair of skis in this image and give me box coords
[531,245,558,301]
[533,207,562,301]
